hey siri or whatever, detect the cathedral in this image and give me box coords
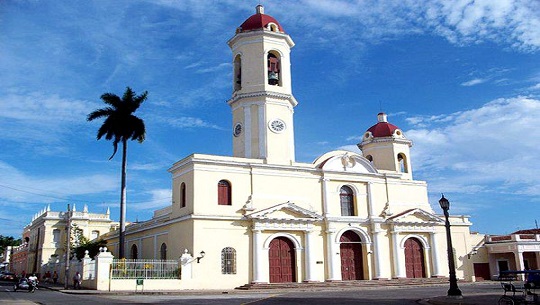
[100,5,480,289]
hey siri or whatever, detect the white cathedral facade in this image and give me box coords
[101,5,481,289]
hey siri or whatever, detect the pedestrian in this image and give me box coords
[52,271,58,284]
[43,271,51,282]
[72,271,81,289]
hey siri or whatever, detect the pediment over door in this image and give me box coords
[245,202,323,230]
[387,208,444,232]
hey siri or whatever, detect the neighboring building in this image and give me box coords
[469,229,540,280]
[10,204,115,276]
[100,5,482,290]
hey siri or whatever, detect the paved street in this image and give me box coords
[0,280,504,305]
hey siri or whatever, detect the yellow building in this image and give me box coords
[12,204,115,277]
[101,5,480,289]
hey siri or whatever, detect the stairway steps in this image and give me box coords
[236,278,453,290]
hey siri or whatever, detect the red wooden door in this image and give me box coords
[473,263,490,281]
[340,231,364,280]
[269,237,296,283]
[404,238,425,278]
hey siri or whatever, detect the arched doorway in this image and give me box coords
[130,244,138,259]
[404,238,425,278]
[268,237,296,283]
[340,231,364,280]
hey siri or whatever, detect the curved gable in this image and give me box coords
[313,150,377,174]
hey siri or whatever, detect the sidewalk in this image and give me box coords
[419,293,503,305]
[38,280,504,304]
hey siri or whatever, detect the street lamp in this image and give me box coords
[439,194,462,297]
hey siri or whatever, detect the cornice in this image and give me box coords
[228,91,297,107]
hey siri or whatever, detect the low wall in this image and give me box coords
[109,279,183,291]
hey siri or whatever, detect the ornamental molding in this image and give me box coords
[228,91,297,106]
[361,137,412,147]
[246,201,323,222]
[387,208,444,224]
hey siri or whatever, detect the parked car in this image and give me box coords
[0,272,16,281]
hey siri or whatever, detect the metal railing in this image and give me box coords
[111,259,180,279]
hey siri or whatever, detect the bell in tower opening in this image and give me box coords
[267,52,280,85]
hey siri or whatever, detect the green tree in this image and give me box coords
[73,239,107,261]
[0,235,21,254]
[87,87,147,259]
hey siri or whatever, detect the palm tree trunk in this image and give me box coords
[119,139,128,259]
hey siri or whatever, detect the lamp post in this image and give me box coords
[439,194,462,297]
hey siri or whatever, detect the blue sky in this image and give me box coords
[1,0,539,237]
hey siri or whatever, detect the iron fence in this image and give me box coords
[111,259,180,279]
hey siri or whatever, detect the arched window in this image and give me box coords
[52,229,61,245]
[397,153,408,173]
[180,182,186,208]
[221,247,236,274]
[218,180,232,205]
[340,186,355,216]
[130,244,138,259]
[267,52,281,86]
[234,55,242,91]
[160,243,167,260]
[91,230,100,240]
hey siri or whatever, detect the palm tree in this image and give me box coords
[87,87,147,259]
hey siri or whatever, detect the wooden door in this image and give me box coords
[340,231,364,280]
[473,263,491,281]
[269,237,296,283]
[404,238,425,278]
[340,243,364,280]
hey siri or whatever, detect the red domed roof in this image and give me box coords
[239,5,284,33]
[367,113,400,137]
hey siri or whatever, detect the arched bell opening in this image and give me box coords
[267,51,281,86]
[233,54,242,91]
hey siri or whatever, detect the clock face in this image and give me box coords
[269,119,286,133]
[233,123,242,137]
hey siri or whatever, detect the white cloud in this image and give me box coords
[0,161,117,205]
[529,83,540,90]
[166,116,221,129]
[130,188,171,211]
[278,0,540,52]
[406,96,540,196]
[461,78,488,86]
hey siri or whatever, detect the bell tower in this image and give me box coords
[358,113,413,179]
[227,5,297,165]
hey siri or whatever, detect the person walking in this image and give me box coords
[52,271,58,284]
[72,272,81,289]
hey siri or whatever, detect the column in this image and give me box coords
[429,232,445,277]
[95,248,113,291]
[392,231,406,278]
[252,229,264,283]
[304,230,316,282]
[325,229,340,281]
[244,106,252,157]
[423,246,432,278]
[371,223,384,279]
[514,251,526,281]
[321,178,330,217]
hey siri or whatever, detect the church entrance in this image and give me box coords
[268,237,296,283]
[340,231,364,280]
[404,237,425,278]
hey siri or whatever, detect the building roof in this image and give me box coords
[512,228,540,234]
[238,5,284,33]
[366,112,400,137]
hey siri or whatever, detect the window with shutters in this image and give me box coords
[218,180,232,205]
[221,247,236,274]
